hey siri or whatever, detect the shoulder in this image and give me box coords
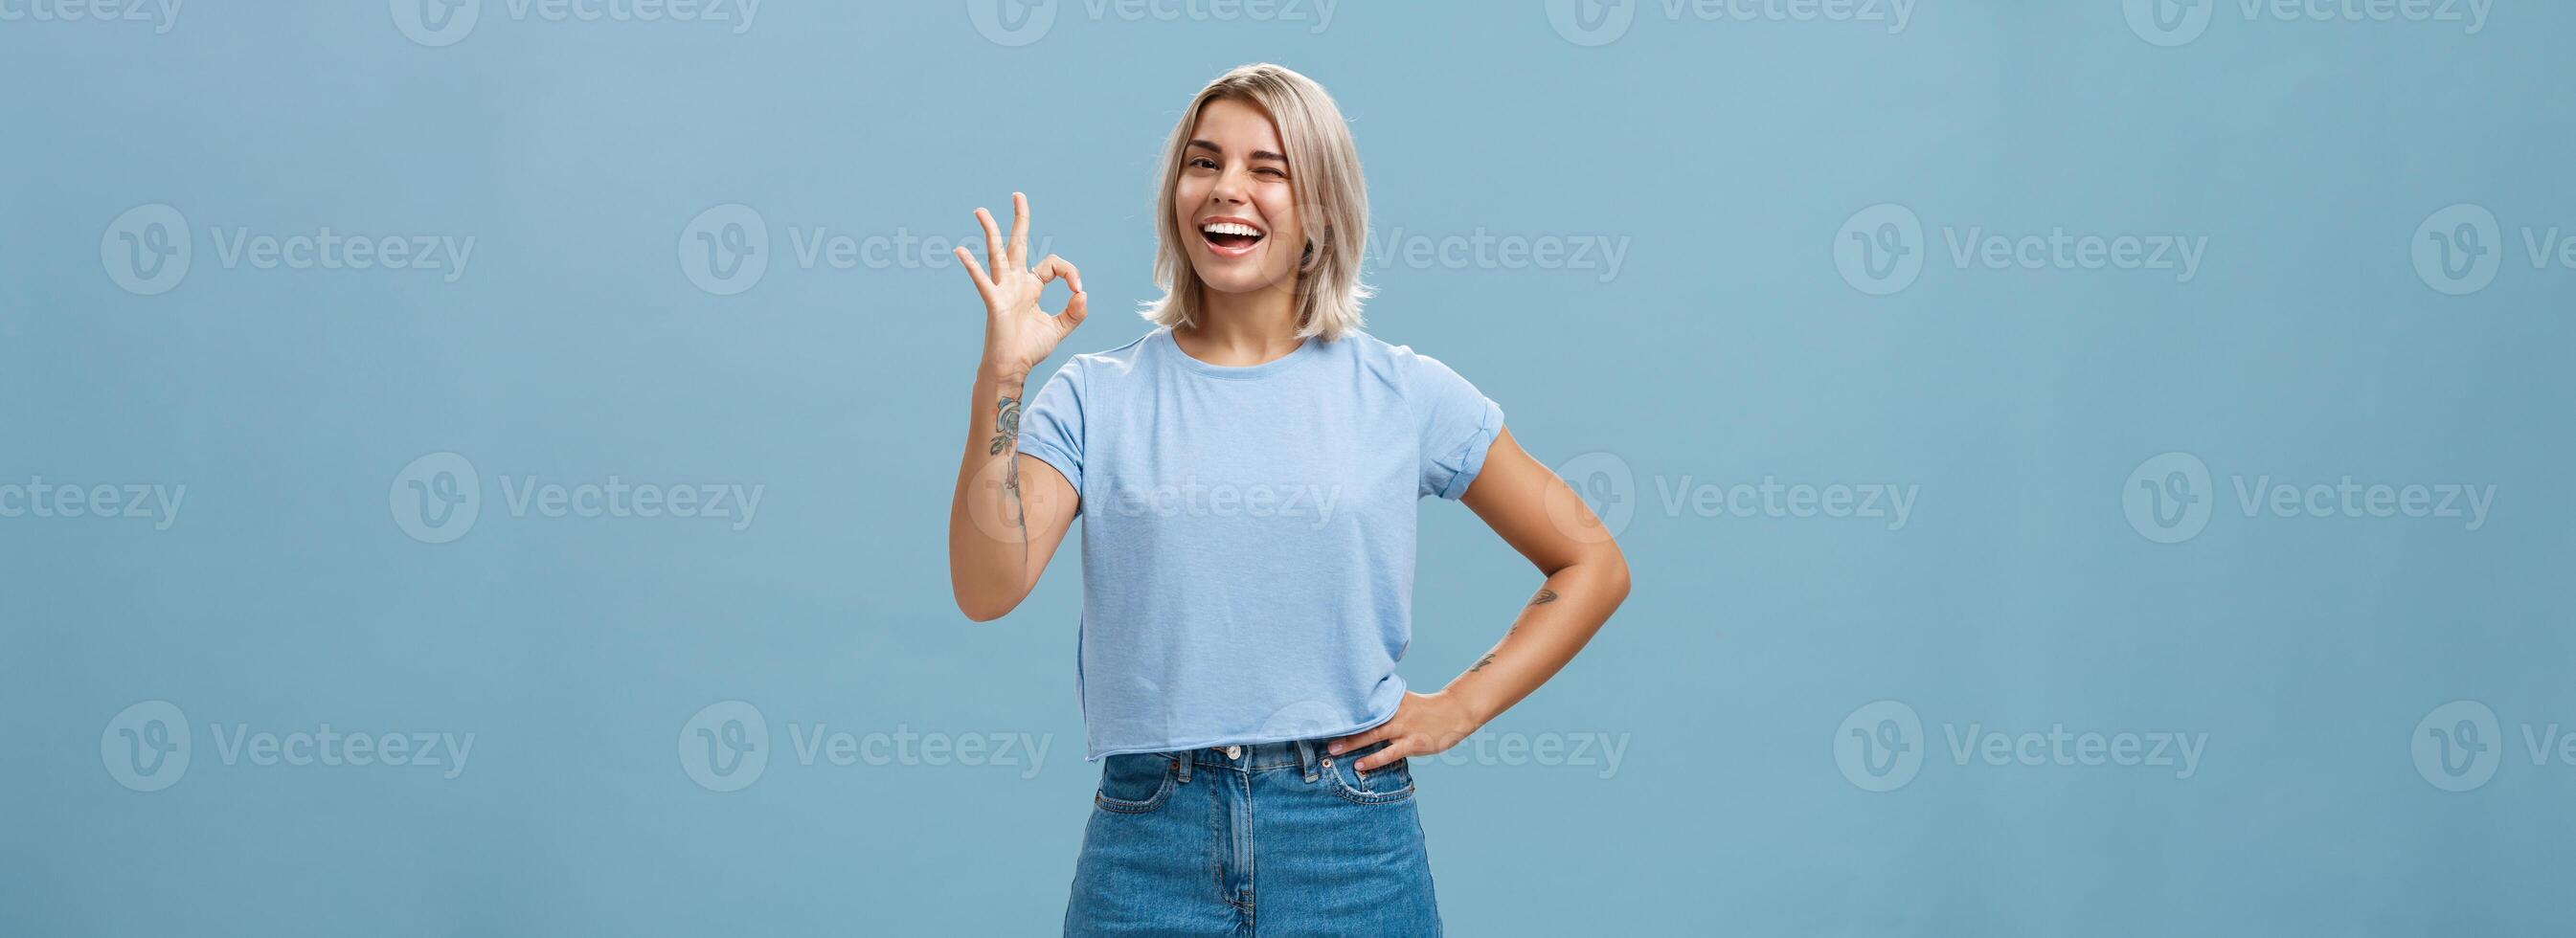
[1335,328,1475,396]
[1048,328,1160,385]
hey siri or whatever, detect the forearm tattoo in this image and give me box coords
[1473,590,1557,675]
[991,395,1025,537]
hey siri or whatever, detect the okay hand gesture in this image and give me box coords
[955,191,1087,381]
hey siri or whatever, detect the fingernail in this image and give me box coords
[1073,277,1085,293]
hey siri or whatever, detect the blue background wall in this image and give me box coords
[6,1,2570,934]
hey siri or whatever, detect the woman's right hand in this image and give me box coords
[955,191,1086,380]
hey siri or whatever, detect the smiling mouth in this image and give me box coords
[1199,221,1265,257]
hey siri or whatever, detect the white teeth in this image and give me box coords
[1200,222,1263,237]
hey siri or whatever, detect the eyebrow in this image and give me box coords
[1186,139,1288,164]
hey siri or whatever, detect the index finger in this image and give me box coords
[1350,736,1415,773]
[1327,722,1394,756]
[1008,191,1030,271]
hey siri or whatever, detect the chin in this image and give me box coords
[1192,257,1294,295]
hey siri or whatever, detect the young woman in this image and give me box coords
[945,63,1631,936]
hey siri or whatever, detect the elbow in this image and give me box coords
[950,575,1023,623]
[1597,545,1633,610]
[954,590,1019,623]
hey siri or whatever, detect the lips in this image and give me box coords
[1198,217,1265,258]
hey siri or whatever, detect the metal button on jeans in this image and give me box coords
[1224,745,1242,759]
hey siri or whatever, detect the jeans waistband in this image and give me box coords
[1157,736,1391,783]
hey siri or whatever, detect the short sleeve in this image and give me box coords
[1404,348,1504,500]
[1016,357,1086,507]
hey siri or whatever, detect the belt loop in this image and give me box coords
[1296,739,1319,782]
[1172,752,1190,784]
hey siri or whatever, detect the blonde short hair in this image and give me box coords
[1141,63,1371,342]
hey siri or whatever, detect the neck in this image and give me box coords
[1177,280,1306,365]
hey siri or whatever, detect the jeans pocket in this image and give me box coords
[1322,739,1416,806]
[1094,753,1179,814]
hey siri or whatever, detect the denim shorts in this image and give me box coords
[1063,736,1442,936]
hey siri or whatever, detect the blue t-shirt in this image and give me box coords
[1016,324,1504,761]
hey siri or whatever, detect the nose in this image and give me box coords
[1208,166,1250,206]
